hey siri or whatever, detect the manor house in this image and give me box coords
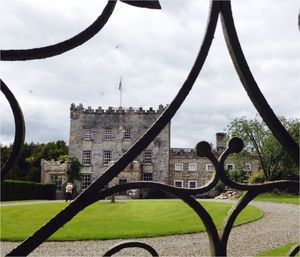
[41,104,259,198]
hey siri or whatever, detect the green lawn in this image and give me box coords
[1,199,263,241]
[256,242,299,256]
[254,193,299,205]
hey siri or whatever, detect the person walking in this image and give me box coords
[65,182,73,202]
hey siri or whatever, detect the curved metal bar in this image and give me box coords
[288,245,300,257]
[96,182,221,256]
[6,2,221,256]
[0,1,116,61]
[220,1,299,163]
[221,189,299,255]
[120,0,161,9]
[219,190,262,254]
[219,138,299,191]
[0,79,25,180]
[103,241,159,257]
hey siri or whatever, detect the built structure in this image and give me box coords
[41,104,259,198]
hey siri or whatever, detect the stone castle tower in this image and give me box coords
[68,104,170,191]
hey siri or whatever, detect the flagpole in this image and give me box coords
[119,76,122,107]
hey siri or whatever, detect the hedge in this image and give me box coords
[1,180,56,201]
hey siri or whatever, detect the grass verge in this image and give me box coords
[254,193,299,205]
[1,199,263,241]
[256,242,299,256]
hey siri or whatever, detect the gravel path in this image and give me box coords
[1,201,299,256]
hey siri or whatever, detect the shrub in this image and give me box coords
[1,180,56,201]
[227,169,247,183]
[249,171,265,184]
[142,188,173,199]
[215,181,225,193]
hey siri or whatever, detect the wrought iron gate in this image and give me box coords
[1,1,299,256]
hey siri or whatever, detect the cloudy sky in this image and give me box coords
[1,0,299,149]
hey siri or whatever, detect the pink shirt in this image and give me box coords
[66,184,73,193]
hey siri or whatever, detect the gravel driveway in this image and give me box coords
[1,201,299,256]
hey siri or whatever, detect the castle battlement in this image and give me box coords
[41,159,67,172]
[70,103,166,117]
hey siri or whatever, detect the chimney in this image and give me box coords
[216,132,226,154]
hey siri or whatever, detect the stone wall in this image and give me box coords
[41,159,67,199]
[65,103,261,196]
[69,104,170,190]
[169,148,214,188]
[41,159,67,183]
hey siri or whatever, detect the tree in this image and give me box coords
[227,116,299,181]
[66,157,82,183]
[1,141,68,182]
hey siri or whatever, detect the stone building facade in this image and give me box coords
[41,104,260,198]
[40,159,68,199]
[169,148,214,189]
[68,104,170,193]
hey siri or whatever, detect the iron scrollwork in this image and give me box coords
[1,0,299,256]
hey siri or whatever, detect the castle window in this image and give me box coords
[226,163,235,171]
[82,151,91,166]
[174,180,183,188]
[142,173,153,181]
[205,164,214,171]
[124,128,131,140]
[84,128,91,140]
[188,180,197,189]
[243,163,252,171]
[188,163,197,172]
[50,174,64,192]
[144,150,152,164]
[82,174,92,190]
[103,150,112,165]
[105,129,112,140]
[175,163,183,171]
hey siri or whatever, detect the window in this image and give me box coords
[82,174,92,190]
[103,151,112,165]
[82,150,91,166]
[205,164,214,171]
[50,174,64,192]
[244,163,252,171]
[124,128,131,140]
[188,163,197,172]
[142,173,153,181]
[84,128,91,140]
[105,129,112,140]
[226,163,235,171]
[144,150,152,164]
[174,180,183,188]
[175,163,183,171]
[188,180,197,189]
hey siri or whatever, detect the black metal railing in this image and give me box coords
[1,1,299,256]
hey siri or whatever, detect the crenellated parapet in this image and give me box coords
[170,148,197,158]
[41,159,67,173]
[40,159,67,183]
[70,103,167,119]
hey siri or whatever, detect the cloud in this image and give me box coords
[1,0,299,148]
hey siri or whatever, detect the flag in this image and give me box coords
[119,76,122,90]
